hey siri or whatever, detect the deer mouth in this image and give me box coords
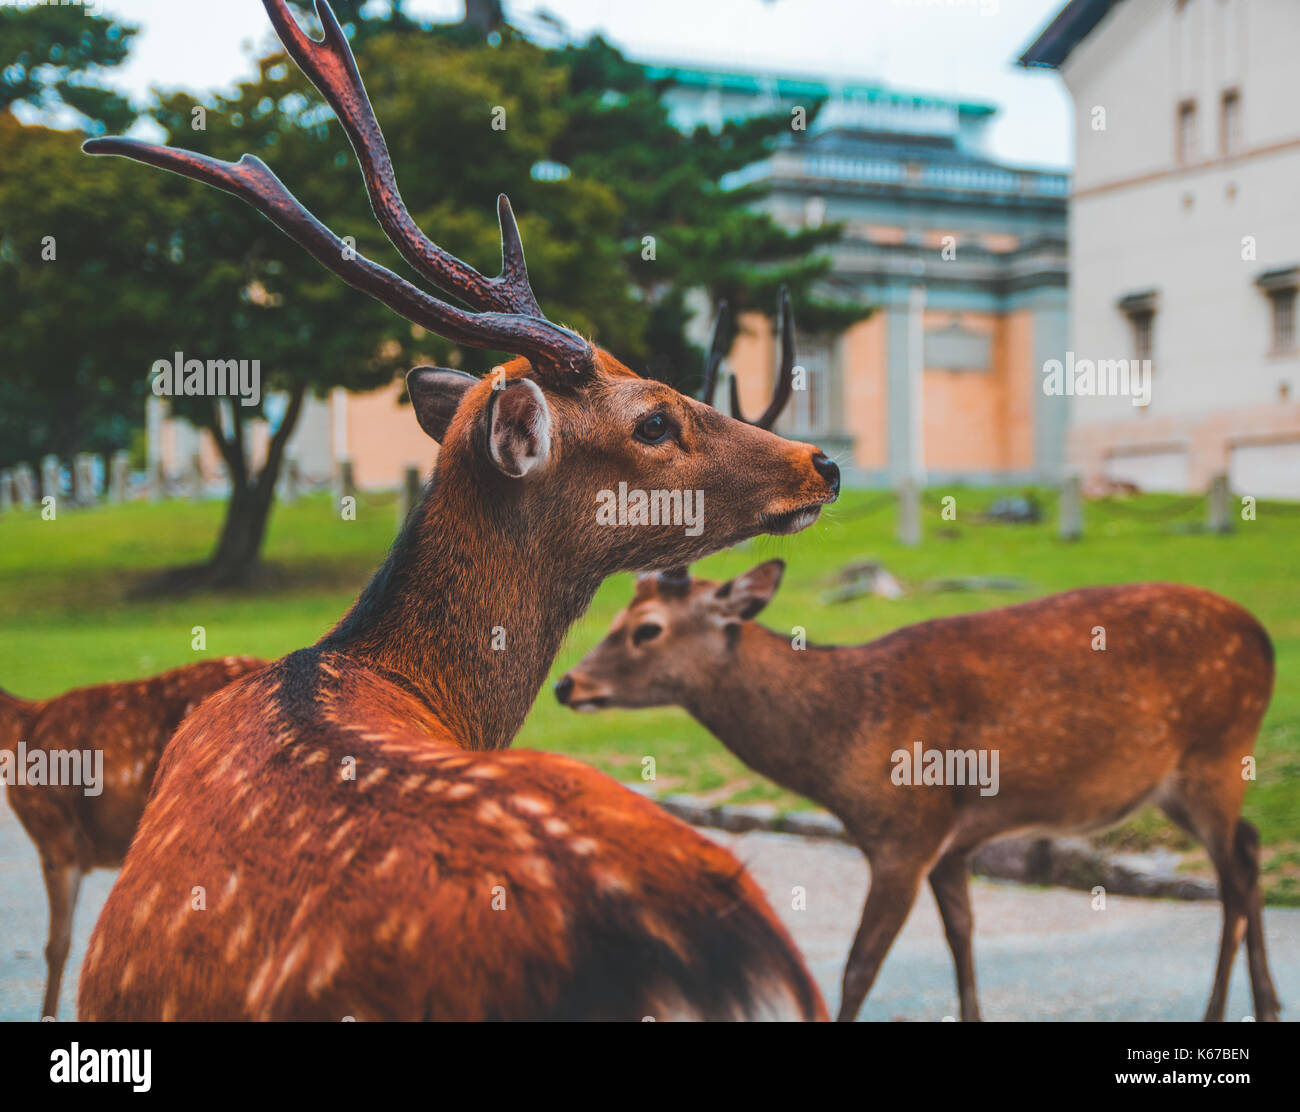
[760,505,823,535]
[570,696,611,713]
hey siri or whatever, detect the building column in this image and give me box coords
[1031,296,1070,481]
[887,283,926,485]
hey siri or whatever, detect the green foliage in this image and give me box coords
[0,116,179,466]
[0,3,136,131]
[0,4,149,466]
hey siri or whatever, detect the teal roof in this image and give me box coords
[640,62,997,117]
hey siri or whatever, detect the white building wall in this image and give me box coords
[1059,0,1300,493]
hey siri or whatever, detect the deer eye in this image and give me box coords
[634,412,671,444]
[632,622,663,646]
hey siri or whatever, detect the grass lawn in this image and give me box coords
[1,486,1297,901]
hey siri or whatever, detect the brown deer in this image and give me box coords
[75,0,839,1020]
[0,656,266,1018]
[558,562,1281,1022]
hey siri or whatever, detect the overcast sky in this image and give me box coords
[90,0,1074,170]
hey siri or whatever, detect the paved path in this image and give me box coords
[1,796,1296,1021]
[706,828,1299,1021]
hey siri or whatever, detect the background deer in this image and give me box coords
[558,561,1281,1022]
[75,0,839,1021]
[0,656,266,1018]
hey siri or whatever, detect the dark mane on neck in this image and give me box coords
[320,473,437,651]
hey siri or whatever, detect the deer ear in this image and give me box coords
[406,366,477,443]
[486,378,551,478]
[714,559,785,620]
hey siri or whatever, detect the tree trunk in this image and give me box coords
[204,473,280,587]
[202,384,306,588]
[139,385,307,595]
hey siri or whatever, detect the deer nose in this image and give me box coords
[811,453,840,498]
[554,675,574,705]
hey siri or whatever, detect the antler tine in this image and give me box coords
[697,300,728,406]
[81,139,590,373]
[728,287,796,430]
[494,194,542,316]
[262,0,541,316]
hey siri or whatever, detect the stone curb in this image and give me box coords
[626,786,1219,902]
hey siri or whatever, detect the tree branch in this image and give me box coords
[255,381,307,496]
[203,399,247,490]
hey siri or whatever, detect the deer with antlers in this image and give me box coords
[75,0,839,1021]
[0,656,266,1018]
[558,563,1281,1022]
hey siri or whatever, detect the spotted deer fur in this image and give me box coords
[1,656,266,1017]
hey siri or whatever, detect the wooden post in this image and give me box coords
[897,477,921,547]
[153,460,168,501]
[1059,474,1083,541]
[399,464,423,526]
[73,453,95,506]
[189,453,205,500]
[336,458,356,504]
[40,455,60,504]
[0,470,12,513]
[278,457,300,505]
[1207,472,1232,534]
[14,463,36,507]
[109,451,130,503]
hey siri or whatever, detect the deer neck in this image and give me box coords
[682,624,845,799]
[321,465,602,751]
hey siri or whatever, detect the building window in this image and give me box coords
[1131,311,1154,362]
[1177,100,1198,163]
[1270,290,1296,353]
[1255,267,1299,354]
[1118,290,1159,366]
[1220,89,1241,155]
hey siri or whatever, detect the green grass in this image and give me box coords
[2,486,1298,900]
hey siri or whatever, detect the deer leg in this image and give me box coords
[929,851,980,1021]
[40,860,82,1020]
[1193,813,1253,1024]
[1204,877,1247,1022]
[1233,820,1281,1021]
[1163,779,1271,1022]
[836,862,927,1022]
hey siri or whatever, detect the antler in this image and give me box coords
[82,0,590,377]
[260,0,538,316]
[728,287,796,430]
[697,300,728,406]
